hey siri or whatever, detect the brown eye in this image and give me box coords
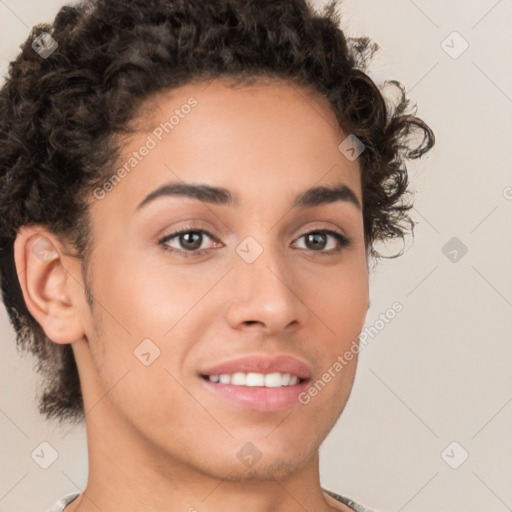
[304,232,328,250]
[293,230,350,254]
[176,231,203,251]
[159,228,218,255]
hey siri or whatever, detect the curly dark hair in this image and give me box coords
[0,0,434,425]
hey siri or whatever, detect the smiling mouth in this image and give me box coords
[201,372,306,387]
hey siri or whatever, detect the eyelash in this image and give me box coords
[157,225,351,258]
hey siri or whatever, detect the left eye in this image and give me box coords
[158,228,349,256]
[292,230,349,252]
[159,229,217,253]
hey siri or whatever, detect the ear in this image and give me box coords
[13,225,87,344]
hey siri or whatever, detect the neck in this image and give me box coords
[65,340,345,512]
[68,414,338,512]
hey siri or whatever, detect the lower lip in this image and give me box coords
[201,378,309,412]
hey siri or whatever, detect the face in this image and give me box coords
[76,78,369,481]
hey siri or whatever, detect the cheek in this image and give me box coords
[91,244,209,340]
[107,355,193,429]
[83,257,196,426]
[85,246,222,393]
[302,257,369,343]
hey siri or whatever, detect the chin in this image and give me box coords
[192,442,318,483]
[206,457,310,483]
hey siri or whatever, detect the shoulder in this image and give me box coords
[323,488,377,512]
[48,489,375,512]
[46,492,81,512]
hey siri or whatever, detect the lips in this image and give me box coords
[198,354,312,412]
[200,354,312,381]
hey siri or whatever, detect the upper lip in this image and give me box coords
[200,354,312,380]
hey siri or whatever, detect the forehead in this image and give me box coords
[137,76,340,131]
[91,78,361,216]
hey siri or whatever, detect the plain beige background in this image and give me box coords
[1,1,511,511]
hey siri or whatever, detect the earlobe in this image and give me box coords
[13,226,86,344]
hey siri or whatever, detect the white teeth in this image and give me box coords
[206,372,300,387]
[231,372,246,385]
[264,373,282,387]
[246,372,265,387]
[219,374,231,384]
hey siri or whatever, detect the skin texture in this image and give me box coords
[14,79,369,512]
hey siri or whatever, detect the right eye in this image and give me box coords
[158,227,222,257]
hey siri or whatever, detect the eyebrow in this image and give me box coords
[135,181,361,212]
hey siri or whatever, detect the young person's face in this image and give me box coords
[75,78,369,480]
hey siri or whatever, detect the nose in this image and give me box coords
[224,246,303,336]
